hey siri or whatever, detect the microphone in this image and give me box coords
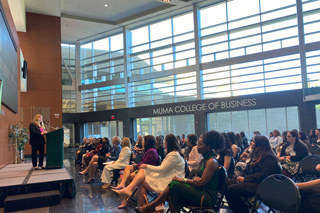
[43,121,50,125]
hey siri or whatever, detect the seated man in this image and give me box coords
[111,135,159,209]
[296,164,320,213]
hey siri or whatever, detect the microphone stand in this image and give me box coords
[43,122,59,131]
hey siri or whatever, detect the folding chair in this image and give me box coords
[251,174,300,213]
[308,144,320,155]
[294,154,320,182]
[182,166,228,213]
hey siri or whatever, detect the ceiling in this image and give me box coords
[11,0,207,43]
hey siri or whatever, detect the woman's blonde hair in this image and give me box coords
[32,114,45,129]
[121,137,131,149]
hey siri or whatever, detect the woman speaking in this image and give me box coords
[29,114,47,169]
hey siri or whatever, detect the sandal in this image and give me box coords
[101,183,110,189]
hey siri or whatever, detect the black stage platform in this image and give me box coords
[0,163,75,207]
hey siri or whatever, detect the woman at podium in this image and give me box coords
[29,114,47,169]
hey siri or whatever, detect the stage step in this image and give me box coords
[4,190,60,212]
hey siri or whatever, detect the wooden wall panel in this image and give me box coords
[18,12,62,155]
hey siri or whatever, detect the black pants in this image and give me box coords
[225,179,256,213]
[32,144,44,167]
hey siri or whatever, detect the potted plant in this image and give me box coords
[9,123,30,164]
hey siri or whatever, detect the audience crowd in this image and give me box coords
[74,128,320,212]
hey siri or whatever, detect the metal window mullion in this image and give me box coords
[193,5,202,100]
[296,0,308,95]
[75,43,82,112]
[123,27,131,108]
[265,108,268,136]
[247,110,250,139]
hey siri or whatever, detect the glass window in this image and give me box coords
[85,121,123,139]
[208,106,299,139]
[135,114,194,138]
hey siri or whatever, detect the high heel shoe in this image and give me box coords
[78,171,88,176]
[86,179,94,184]
[135,205,153,213]
[118,198,129,209]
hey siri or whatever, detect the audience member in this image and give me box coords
[309,129,317,145]
[133,135,144,153]
[219,133,233,173]
[312,129,320,145]
[240,131,249,149]
[100,137,132,185]
[82,138,102,167]
[184,134,203,172]
[279,130,309,178]
[113,134,185,207]
[227,132,239,162]
[276,131,288,155]
[78,137,111,180]
[299,131,309,146]
[225,136,281,213]
[108,136,122,161]
[155,136,165,161]
[269,129,283,149]
[112,135,159,209]
[134,130,225,213]
[296,164,320,213]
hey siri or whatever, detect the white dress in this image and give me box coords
[101,146,131,184]
[145,151,185,193]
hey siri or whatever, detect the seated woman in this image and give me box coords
[155,136,165,161]
[112,134,185,208]
[98,137,131,185]
[219,133,233,173]
[279,130,309,178]
[112,135,159,209]
[78,137,110,180]
[225,136,281,213]
[81,138,102,167]
[227,132,240,162]
[296,164,320,213]
[75,137,87,164]
[134,130,225,213]
[184,134,203,173]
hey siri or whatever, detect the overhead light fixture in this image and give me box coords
[104,4,108,7]
[162,0,171,2]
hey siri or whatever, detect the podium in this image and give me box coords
[45,128,64,169]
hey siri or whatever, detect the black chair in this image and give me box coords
[294,154,320,182]
[251,174,300,213]
[182,166,228,213]
[308,144,320,155]
[315,148,320,156]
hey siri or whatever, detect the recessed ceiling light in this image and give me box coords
[104,4,108,7]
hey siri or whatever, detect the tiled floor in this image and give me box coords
[0,150,268,213]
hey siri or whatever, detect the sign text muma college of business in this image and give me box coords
[153,98,257,115]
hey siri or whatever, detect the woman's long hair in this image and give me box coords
[165,134,184,158]
[299,131,308,141]
[227,132,237,145]
[250,136,276,167]
[221,133,232,151]
[184,134,198,160]
[156,136,164,150]
[32,114,45,129]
